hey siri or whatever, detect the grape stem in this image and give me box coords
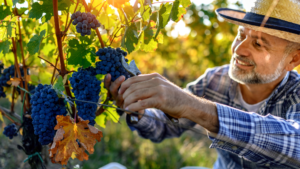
[38,56,61,72]
[52,0,79,85]
[17,16,30,109]
[52,0,77,119]
[0,106,22,125]
[12,37,26,113]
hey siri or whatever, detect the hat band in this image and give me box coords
[242,12,300,34]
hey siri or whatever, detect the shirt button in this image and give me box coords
[217,141,224,146]
[232,146,238,150]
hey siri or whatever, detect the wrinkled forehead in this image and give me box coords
[237,26,289,46]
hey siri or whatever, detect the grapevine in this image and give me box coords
[0,0,190,168]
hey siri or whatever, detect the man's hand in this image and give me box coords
[104,74,125,108]
[119,73,192,119]
[119,73,219,133]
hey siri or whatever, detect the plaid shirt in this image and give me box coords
[127,65,300,169]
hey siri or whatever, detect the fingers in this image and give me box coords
[122,77,163,99]
[109,75,125,99]
[119,73,164,95]
[125,98,157,112]
[104,74,111,91]
[123,86,159,108]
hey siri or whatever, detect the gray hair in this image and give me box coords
[284,41,300,56]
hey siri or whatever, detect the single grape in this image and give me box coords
[82,29,87,34]
[82,13,87,19]
[87,17,92,23]
[75,11,81,16]
[90,23,95,29]
[77,22,83,27]
[87,30,91,35]
[83,20,88,25]
[77,16,83,22]
[82,24,87,29]
[77,28,82,33]
[71,14,76,20]
[72,19,78,25]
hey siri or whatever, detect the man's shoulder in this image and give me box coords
[203,64,230,78]
[185,65,233,97]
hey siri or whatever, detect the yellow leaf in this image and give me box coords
[49,115,103,165]
[7,77,21,87]
[19,128,23,135]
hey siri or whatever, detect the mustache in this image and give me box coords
[234,55,256,66]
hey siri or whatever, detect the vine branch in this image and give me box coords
[17,16,30,109]
[0,106,22,125]
[52,0,76,117]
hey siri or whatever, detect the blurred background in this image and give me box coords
[0,0,254,168]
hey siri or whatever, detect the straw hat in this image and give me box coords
[215,0,300,43]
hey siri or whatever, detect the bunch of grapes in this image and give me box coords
[71,11,102,36]
[30,84,68,145]
[3,124,18,139]
[69,69,101,125]
[95,47,132,81]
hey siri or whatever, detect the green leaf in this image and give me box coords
[95,113,108,128]
[27,30,46,55]
[142,6,151,21]
[98,11,117,29]
[0,40,11,54]
[67,39,96,68]
[53,75,65,94]
[158,3,173,29]
[0,5,11,20]
[170,0,187,22]
[155,3,172,38]
[124,24,138,54]
[179,0,191,8]
[29,0,71,22]
[6,22,15,38]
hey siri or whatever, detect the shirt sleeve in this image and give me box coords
[126,108,196,143]
[209,103,300,168]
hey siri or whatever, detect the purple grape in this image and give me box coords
[71,14,76,20]
[82,29,87,33]
[77,28,82,33]
[77,16,82,22]
[82,13,87,19]
[77,22,82,27]
[87,17,92,23]
[83,20,88,25]
[90,23,95,29]
[82,24,87,29]
[72,19,78,25]
[75,11,81,16]
[87,30,91,35]
[87,12,92,17]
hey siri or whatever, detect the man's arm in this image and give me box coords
[119,73,300,168]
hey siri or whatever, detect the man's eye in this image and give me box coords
[255,40,261,47]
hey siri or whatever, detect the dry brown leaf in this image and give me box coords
[7,78,21,87]
[49,115,103,165]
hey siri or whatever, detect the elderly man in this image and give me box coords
[104,0,300,168]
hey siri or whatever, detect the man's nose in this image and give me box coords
[234,37,251,57]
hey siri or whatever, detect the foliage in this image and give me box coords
[0,0,193,167]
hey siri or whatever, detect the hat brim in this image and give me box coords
[216,8,300,43]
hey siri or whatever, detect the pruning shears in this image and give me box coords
[121,56,179,124]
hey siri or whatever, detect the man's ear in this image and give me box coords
[286,50,300,71]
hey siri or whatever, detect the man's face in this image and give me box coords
[229,26,290,84]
